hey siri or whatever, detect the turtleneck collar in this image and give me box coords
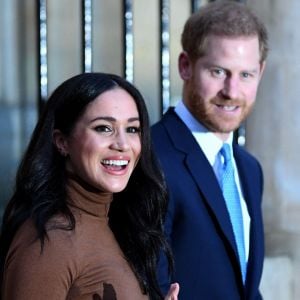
[66,172,113,218]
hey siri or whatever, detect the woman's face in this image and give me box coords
[56,88,142,193]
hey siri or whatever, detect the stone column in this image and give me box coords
[246,1,300,299]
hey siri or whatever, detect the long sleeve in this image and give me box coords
[2,220,75,300]
[2,181,149,300]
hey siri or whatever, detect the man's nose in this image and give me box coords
[221,77,240,100]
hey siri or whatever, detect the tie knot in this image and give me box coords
[220,143,232,165]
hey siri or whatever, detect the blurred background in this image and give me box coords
[0,0,299,298]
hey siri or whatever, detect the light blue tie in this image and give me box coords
[220,143,246,283]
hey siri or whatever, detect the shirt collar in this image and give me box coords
[174,100,233,166]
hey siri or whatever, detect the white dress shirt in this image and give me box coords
[174,100,250,261]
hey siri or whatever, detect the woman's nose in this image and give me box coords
[110,131,130,151]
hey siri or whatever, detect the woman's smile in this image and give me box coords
[61,88,141,193]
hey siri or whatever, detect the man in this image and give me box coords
[152,1,268,299]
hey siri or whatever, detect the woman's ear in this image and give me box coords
[53,129,68,157]
[178,51,193,80]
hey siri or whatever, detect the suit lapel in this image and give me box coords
[234,146,264,292]
[163,109,239,258]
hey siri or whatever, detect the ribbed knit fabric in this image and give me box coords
[2,175,148,299]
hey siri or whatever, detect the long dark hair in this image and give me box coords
[0,73,173,299]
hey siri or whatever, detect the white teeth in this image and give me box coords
[101,159,129,166]
[222,106,236,111]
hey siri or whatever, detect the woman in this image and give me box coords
[0,73,179,299]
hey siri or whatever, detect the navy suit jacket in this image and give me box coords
[152,108,264,300]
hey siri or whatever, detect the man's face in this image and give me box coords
[179,34,265,141]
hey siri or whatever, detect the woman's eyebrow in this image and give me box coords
[89,116,140,123]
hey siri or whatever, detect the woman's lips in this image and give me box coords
[101,156,131,174]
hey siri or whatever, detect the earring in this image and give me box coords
[58,148,67,157]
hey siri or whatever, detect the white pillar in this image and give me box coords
[246,1,300,299]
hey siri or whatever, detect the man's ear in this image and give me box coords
[259,61,266,79]
[178,51,193,80]
[53,129,69,157]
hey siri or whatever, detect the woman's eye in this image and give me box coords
[127,126,141,134]
[94,125,112,133]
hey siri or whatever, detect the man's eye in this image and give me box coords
[94,125,112,133]
[211,68,225,78]
[127,127,141,134]
[241,72,252,79]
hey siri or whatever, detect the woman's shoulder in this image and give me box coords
[6,216,86,272]
[2,218,79,299]
[6,217,75,259]
[4,217,82,283]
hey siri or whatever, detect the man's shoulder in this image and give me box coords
[152,107,175,124]
[151,108,175,139]
[234,143,263,173]
[234,143,258,160]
